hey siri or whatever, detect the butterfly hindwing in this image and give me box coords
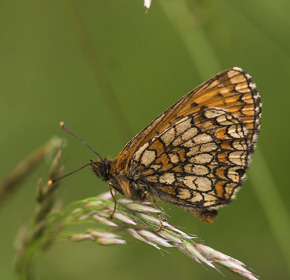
[126,107,250,220]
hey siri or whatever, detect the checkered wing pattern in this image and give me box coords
[114,67,262,222]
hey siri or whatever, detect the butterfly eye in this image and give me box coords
[91,161,111,181]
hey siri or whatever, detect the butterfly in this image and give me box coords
[61,67,262,223]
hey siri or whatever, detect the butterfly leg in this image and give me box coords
[108,182,117,219]
[142,191,163,232]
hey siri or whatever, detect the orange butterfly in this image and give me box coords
[60,67,262,223]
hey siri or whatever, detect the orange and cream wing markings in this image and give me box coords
[126,108,251,222]
[93,67,261,223]
[115,68,261,172]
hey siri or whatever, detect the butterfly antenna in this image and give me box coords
[59,121,104,162]
[48,162,92,185]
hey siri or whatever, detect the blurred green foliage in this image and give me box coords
[1,0,290,279]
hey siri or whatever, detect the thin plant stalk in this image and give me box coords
[0,137,62,207]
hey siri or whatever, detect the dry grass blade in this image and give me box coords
[54,193,259,280]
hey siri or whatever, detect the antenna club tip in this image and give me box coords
[48,180,54,186]
[59,121,65,128]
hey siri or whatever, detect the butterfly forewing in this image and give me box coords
[111,67,261,222]
[116,68,261,171]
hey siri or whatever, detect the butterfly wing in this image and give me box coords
[128,107,253,222]
[112,67,261,222]
[115,67,261,173]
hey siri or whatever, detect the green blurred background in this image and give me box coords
[1,0,290,279]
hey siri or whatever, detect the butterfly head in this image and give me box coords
[90,158,112,181]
